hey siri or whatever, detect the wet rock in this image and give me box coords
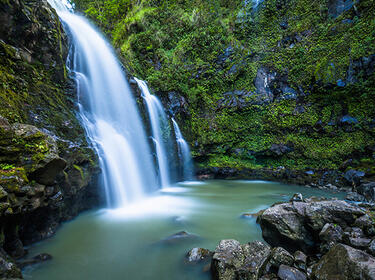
[11,124,67,186]
[368,240,375,256]
[160,231,199,245]
[211,240,271,280]
[278,265,307,280]
[312,244,375,280]
[344,169,365,186]
[319,223,344,243]
[266,247,294,273]
[186,248,213,263]
[269,144,293,156]
[253,67,277,105]
[290,193,303,202]
[346,191,365,202]
[357,182,375,202]
[293,251,307,271]
[0,248,22,279]
[17,253,52,269]
[354,214,374,236]
[258,199,365,253]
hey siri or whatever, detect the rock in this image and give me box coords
[290,193,303,202]
[278,265,307,280]
[319,223,344,243]
[368,240,375,256]
[354,214,374,236]
[346,191,365,202]
[266,247,294,273]
[357,182,375,202]
[269,144,293,156]
[186,248,213,263]
[293,251,307,271]
[211,240,271,280]
[344,169,365,186]
[11,123,67,186]
[258,199,365,253]
[0,248,22,279]
[160,231,199,245]
[348,237,372,250]
[312,244,375,280]
[328,0,355,18]
[17,253,52,269]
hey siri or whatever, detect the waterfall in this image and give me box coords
[172,119,194,181]
[134,78,171,187]
[48,0,158,208]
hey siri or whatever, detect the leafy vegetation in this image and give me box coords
[75,0,375,172]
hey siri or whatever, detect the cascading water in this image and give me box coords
[48,0,158,208]
[172,118,194,181]
[134,78,171,187]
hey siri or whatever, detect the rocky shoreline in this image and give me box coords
[187,194,375,280]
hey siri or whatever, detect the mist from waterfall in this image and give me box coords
[48,0,158,208]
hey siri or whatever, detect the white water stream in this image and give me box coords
[48,0,158,207]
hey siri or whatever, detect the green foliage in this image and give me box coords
[77,0,375,171]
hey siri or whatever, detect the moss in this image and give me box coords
[74,0,375,171]
[73,164,85,180]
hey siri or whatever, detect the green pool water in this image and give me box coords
[23,180,344,280]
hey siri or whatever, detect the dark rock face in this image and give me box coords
[211,240,271,280]
[312,244,375,280]
[0,248,22,279]
[257,199,365,253]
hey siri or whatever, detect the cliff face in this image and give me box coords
[0,0,100,276]
[76,0,375,187]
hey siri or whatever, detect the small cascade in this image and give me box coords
[172,118,194,181]
[48,0,158,208]
[134,78,171,187]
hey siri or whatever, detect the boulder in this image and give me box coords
[211,240,271,280]
[257,199,365,253]
[278,265,307,280]
[357,182,375,202]
[344,169,365,186]
[186,248,213,263]
[312,244,375,280]
[266,247,294,274]
[293,251,307,271]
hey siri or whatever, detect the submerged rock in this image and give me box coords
[186,248,213,263]
[17,253,52,269]
[160,231,200,245]
[312,244,375,280]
